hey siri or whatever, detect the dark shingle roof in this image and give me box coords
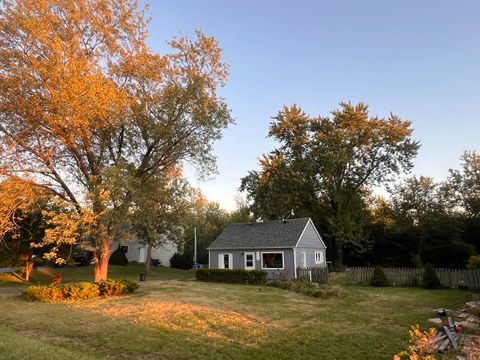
[208,218,310,250]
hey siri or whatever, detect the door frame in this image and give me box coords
[244,252,255,270]
[301,251,307,267]
[139,247,146,263]
[219,253,233,269]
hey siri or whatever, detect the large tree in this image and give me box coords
[445,151,480,218]
[389,176,445,258]
[0,0,232,281]
[241,103,419,266]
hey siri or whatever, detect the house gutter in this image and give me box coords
[207,245,294,250]
[293,247,297,279]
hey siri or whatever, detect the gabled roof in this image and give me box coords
[208,218,311,250]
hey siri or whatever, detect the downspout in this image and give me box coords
[293,247,297,279]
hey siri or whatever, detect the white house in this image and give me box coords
[112,238,178,267]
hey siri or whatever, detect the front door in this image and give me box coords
[244,252,255,270]
[139,247,146,263]
[301,252,307,267]
[219,253,232,269]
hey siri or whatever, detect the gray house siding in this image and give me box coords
[295,221,327,268]
[209,248,295,279]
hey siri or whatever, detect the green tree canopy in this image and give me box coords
[241,102,419,266]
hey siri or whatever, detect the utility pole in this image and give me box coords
[193,226,197,265]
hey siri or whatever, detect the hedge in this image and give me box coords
[196,268,267,284]
[24,279,139,302]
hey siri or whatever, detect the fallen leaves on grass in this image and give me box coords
[70,299,274,346]
[463,336,480,359]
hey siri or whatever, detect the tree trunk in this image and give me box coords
[416,227,425,261]
[145,241,153,274]
[335,246,343,271]
[94,243,111,282]
[24,261,34,282]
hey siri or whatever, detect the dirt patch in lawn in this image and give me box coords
[70,298,274,346]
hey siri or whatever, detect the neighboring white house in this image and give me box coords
[111,238,178,267]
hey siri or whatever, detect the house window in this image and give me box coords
[219,253,232,269]
[315,251,323,264]
[245,252,255,270]
[121,246,129,254]
[262,252,284,269]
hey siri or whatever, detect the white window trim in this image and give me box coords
[261,251,285,270]
[244,252,255,270]
[314,251,323,264]
[219,253,233,269]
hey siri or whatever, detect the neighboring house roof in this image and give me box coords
[208,218,314,250]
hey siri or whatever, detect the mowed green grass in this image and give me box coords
[0,264,194,287]
[0,269,472,360]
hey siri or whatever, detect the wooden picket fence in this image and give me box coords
[297,266,329,284]
[346,266,480,290]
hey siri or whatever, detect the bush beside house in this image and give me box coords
[196,268,267,284]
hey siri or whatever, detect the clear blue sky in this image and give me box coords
[143,0,480,210]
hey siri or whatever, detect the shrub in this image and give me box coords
[170,252,193,270]
[122,279,140,293]
[61,282,100,300]
[195,269,267,285]
[467,255,480,269]
[25,285,64,302]
[97,279,138,296]
[24,279,138,301]
[370,266,389,287]
[109,246,129,266]
[422,264,442,289]
[267,279,346,298]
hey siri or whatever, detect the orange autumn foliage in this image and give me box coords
[395,325,437,360]
[0,0,232,281]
